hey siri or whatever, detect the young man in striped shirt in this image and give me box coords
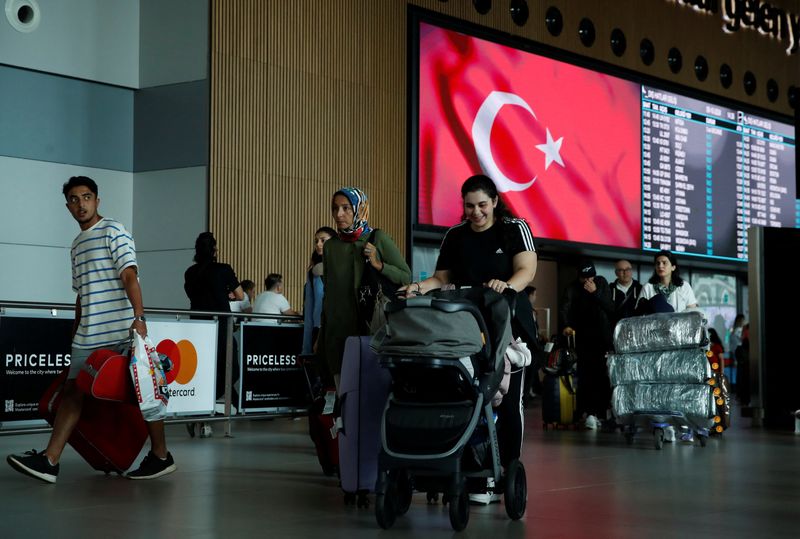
[7,176,176,483]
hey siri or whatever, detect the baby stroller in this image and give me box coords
[371,288,527,531]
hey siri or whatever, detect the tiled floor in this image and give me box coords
[1,406,798,539]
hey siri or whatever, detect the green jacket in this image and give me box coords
[319,229,411,376]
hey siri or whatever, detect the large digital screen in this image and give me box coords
[414,18,797,262]
[641,87,796,260]
[417,22,642,249]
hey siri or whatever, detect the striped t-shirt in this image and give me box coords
[71,218,138,349]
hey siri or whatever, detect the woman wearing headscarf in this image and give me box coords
[317,188,411,390]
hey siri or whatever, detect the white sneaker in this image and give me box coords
[468,492,502,505]
[584,415,599,430]
[663,426,676,442]
[680,431,695,443]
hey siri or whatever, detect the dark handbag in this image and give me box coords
[543,333,578,376]
[357,230,399,335]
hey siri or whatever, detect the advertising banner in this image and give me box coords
[1,315,73,424]
[147,319,218,416]
[1,314,218,426]
[239,321,307,412]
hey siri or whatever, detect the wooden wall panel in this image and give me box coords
[211,0,798,308]
[210,0,406,308]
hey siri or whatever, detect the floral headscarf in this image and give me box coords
[334,187,372,242]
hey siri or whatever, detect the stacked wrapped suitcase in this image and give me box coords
[608,311,717,448]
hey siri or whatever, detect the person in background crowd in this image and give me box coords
[184,232,244,405]
[302,227,336,357]
[708,328,725,372]
[640,250,698,313]
[7,176,176,483]
[253,274,299,316]
[523,286,544,404]
[317,188,410,391]
[726,313,745,389]
[400,174,537,504]
[230,279,255,313]
[640,249,699,442]
[736,322,750,404]
[561,260,615,431]
[609,259,642,325]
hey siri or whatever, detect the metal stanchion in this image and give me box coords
[224,315,235,438]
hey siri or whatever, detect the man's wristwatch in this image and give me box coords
[506,283,515,291]
[133,315,147,322]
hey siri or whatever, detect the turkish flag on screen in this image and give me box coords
[418,23,642,248]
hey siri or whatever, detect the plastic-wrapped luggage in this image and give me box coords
[607,349,711,385]
[613,311,708,353]
[609,311,717,448]
[612,384,715,421]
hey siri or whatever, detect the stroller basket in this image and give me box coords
[384,399,475,455]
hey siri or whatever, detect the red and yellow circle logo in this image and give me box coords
[156,339,198,385]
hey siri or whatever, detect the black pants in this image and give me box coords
[495,368,525,467]
[576,349,611,419]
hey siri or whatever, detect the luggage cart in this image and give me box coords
[620,410,711,449]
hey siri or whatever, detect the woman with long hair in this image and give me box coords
[401,174,538,503]
[640,250,698,312]
[184,232,244,408]
[302,226,336,357]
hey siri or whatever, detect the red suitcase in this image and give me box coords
[39,369,149,474]
[301,356,339,476]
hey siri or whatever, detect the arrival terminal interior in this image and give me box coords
[1,1,799,537]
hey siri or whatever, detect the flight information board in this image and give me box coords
[641,86,796,261]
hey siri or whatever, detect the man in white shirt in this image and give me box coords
[252,274,299,316]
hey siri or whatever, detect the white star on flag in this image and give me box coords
[535,128,564,170]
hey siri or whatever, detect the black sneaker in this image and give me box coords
[7,450,59,484]
[127,451,176,480]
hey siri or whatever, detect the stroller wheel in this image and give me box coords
[504,459,527,520]
[625,431,634,445]
[426,491,439,504]
[375,472,397,529]
[448,486,470,532]
[396,470,413,516]
[698,434,708,448]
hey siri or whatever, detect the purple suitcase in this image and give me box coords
[338,336,392,504]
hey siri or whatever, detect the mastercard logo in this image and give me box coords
[156,339,198,385]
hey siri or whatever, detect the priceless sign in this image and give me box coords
[1,315,73,423]
[239,321,307,412]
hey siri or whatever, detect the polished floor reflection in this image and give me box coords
[1,405,798,539]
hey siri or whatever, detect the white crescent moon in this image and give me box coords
[471,91,537,192]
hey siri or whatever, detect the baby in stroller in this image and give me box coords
[371,287,527,531]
